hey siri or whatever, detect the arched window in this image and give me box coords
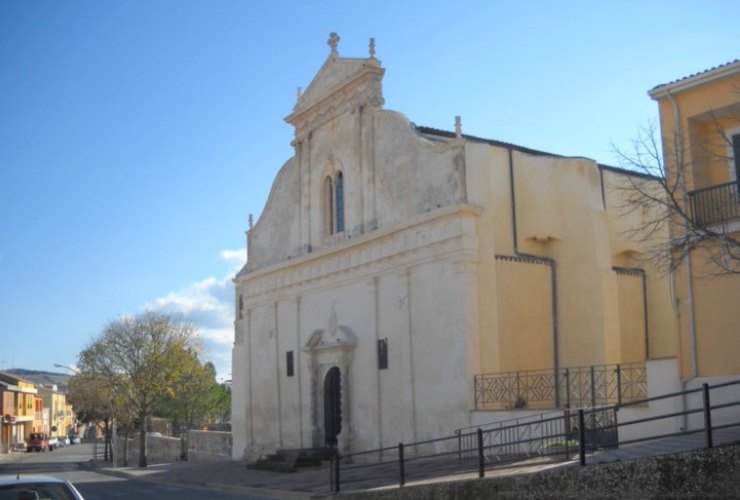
[335,172,344,233]
[324,176,334,236]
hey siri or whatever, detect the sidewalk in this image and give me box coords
[87,459,334,499]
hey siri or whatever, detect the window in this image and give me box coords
[286,351,294,377]
[238,294,243,320]
[335,172,344,233]
[324,176,334,235]
[323,171,346,236]
[377,338,388,370]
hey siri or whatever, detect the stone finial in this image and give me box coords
[369,37,376,58]
[248,214,253,229]
[328,32,340,55]
[455,116,462,139]
[329,301,338,336]
[296,87,303,101]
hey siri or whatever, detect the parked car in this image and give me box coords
[48,436,59,451]
[0,474,85,499]
[69,434,79,444]
[57,436,70,447]
[26,433,50,452]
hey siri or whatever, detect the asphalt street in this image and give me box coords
[0,443,274,500]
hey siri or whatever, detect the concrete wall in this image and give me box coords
[116,434,183,466]
[617,358,683,443]
[115,431,232,465]
[342,444,740,500]
[186,430,232,463]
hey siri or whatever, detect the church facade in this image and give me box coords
[231,34,677,460]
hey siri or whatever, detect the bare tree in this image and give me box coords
[67,372,115,461]
[612,114,740,277]
[78,311,198,467]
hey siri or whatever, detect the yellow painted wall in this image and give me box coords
[655,73,740,192]
[691,245,740,376]
[493,257,553,373]
[467,141,677,380]
[602,169,677,360]
[652,64,740,378]
[614,271,647,363]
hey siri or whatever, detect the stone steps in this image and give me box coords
[248,447,337,473]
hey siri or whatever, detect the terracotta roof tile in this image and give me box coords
[651,59,740,91]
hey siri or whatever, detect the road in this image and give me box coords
[0,443,274,500]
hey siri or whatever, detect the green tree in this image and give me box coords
[154,350,213,432]
[78,311,198,467]
[208,378,231,425]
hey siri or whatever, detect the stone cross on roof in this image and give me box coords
[328,32,340,55]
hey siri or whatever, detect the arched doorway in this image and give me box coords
[323,367,342,447]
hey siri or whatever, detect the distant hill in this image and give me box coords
[5,369,71,392]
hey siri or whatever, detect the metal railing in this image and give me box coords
[455,406,617,468]
[474,362,646,410]
[688,181,740,226]
[329,379,740,493]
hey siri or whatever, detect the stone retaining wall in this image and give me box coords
[341,444,740,499]
[116,434,183,466]
[115,431,232,465]
[186,430,232,462]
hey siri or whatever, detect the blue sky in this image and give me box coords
[0,1,737,380]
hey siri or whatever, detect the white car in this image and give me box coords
[0,474,85,499]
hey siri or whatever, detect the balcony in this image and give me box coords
[688,181,740,226]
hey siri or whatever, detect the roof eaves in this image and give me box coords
[416,126,660,180]
[648,60,740,99]
[598,163,660,181]
[415,126,564,158]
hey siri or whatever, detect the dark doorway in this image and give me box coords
[323,367,342,447]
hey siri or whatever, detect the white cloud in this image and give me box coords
[143,248,246,380]
[220,248,247,271]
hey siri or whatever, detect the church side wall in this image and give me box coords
[464,141,677,388]
[601,168,677,361]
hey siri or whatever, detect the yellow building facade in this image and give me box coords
[649,60,740,379]
[37,385,73,438]
[0,372,38,453]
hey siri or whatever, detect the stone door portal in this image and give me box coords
[304,306,356,453]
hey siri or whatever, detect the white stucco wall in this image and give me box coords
[234,205,481,459]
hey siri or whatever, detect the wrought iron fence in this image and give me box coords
[688,181,740,226]
[474,362,646,410]
[329,379,740,493]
